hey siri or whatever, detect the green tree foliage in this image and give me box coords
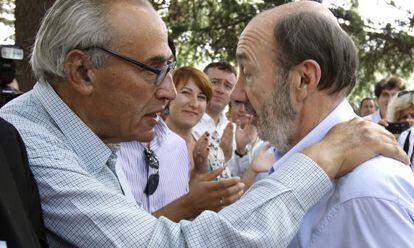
[0,0,15,41]
[152,0,414,105]
[332,1,414,104]
[153,0,287,66]
[0,0,412,97]
[0,0,14,26]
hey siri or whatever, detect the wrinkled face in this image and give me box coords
[206,67,237,113]
[167,79,208,129]
[89,4,176,142]
[397,105,414,123]
[236,19,298,152]
[359,99,376,116]
[378,88,400,115]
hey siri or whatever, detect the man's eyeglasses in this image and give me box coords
[398,90,414,98]
[90,47,176,86]
[143,147,159,195]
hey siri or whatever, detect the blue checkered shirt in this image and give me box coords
[0,82,333,247]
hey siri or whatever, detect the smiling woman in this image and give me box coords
[165,66,213,166]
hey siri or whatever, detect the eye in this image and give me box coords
[243,68,252,82]
[180,90,191,95]
[211,79,219,85]
[198,94,207,101]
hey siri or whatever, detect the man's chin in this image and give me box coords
[135,129,155,142]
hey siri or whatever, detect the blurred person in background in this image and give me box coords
[227,88,276,189]
[387,90,414,172]
[193,62,238,162]
[370,76,406,124]
[358,97,376,117]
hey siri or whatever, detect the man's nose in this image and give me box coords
[156,73,177,101]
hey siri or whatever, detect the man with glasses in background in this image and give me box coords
[0,0,409,247]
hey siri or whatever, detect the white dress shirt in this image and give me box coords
[368,109,382,123]
[192,112,230,140]
[117,120,191,213]
[398,127,414,173]
[273,99,414,248]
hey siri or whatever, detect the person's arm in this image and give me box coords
[302,117,409,178]
[18,117,410,247]
[152,168,244,222]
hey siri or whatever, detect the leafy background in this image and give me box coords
[1,0,413,107]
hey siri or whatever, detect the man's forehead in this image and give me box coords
[207,68,236,81]
[237,0,336,53]
[108,2,169,58]
[382,88,400,94]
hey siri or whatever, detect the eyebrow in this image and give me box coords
[145,54,174,65]
[181,86,193,91]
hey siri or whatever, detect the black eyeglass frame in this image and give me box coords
[88,46,176,86]
[143,147,160,195]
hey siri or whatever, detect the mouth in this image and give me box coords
[213,96,225,102]
[183,110,199,116]
[143,111,161,125]
[245,103,258,118]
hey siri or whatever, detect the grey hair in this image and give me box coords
[30,0,152,84]
[273,11,358,96]
[387,93,414,122]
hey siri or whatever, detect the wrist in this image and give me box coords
[246,165,259,175]
[181,192,200,218]
[301,141,338,179]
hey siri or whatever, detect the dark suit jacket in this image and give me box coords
[0,117,48,247]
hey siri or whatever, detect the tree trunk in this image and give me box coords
[15,0,54,91]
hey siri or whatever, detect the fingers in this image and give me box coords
[207,176,241,191]
[378,119,388,127]
[221,182,245,198]
[221,183,245,206]
[199,131,210,141]
[193,132,210,174]
[373,138,410,165]
[199,167,224,181]
[224,122,234,134]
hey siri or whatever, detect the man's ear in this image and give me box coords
[64,49,95,95]
[290,59,321,103]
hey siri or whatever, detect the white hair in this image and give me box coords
[30,0,151,83]
[387,92,414,122]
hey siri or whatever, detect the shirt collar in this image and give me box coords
[273,99,357,171]
[202,112,228,125]
[148,118,169,151]
[33,82,111,175]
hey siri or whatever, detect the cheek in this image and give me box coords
[246,84,269,110]
[199,101,207,113]
[169,96,187,115]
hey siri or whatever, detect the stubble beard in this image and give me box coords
[257,68,298,153]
